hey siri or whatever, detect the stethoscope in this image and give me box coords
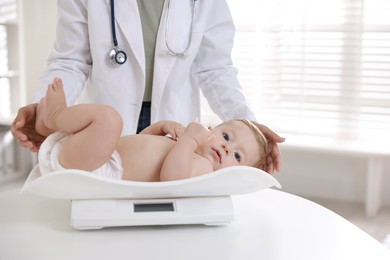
[109,0,198,65]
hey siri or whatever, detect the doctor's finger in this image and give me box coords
[18,139,31,149]
[255,122,286,143]
[269,142,282,173]
[11,117,25,132]
[20,140,39,153]
[266,155,274,174]
[11,129,28,143]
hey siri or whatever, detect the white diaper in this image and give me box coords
[38,131,123,179]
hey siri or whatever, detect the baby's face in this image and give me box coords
[196,121,260,171]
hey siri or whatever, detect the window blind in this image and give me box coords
[202,0,390,142]
[0,0,17,119]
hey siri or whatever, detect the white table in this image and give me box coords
[1,188,389,260]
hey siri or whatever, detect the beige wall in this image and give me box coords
[275,149,390,207]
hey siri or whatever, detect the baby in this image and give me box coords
[35,78,268,182]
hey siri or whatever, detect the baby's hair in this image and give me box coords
[232,119,268,171]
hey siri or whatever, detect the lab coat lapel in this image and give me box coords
[151,0,193,121]
[106,0,145,73]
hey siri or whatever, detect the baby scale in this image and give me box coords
[21,165,281,230]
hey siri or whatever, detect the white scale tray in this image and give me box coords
[22,165,281,229]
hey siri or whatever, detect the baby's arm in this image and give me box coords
[139,120,185,140]
[160,122,215,181]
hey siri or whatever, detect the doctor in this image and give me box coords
[11,0,285,173]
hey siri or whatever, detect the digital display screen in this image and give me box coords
[134,203,175,213]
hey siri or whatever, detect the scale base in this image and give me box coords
[71,196,234,230]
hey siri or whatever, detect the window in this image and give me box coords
[0,0,18,119]
[202,0,390,142]
[0,24,11,118]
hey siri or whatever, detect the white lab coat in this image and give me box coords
[35,0,256,135]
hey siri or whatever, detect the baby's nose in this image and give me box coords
[222,143,231,155]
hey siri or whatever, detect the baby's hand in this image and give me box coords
[184,122,215,146]
[159,121,185,141]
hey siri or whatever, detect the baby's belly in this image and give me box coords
[117,135,175,181]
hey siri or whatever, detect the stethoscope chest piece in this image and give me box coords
[109,47,127,65]
[109,0,127,65]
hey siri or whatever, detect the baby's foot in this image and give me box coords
[35,96,52,136]
[42,78,67,130]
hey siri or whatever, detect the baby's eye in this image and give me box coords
[223,132,230,141]
[234,152,241,162]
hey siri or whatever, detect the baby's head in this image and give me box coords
[206,119,268,171]
[232,119,268,170]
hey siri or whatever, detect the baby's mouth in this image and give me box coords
[212,148,222,163]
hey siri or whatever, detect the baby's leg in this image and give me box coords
[43,78,123,171]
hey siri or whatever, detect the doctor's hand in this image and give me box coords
[11,103,46,153]
[251,122,285,174]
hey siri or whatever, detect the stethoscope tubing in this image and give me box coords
[110,0,118,48]
[165,0,197,57]
[109,0,198,65]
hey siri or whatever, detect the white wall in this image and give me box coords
[275,148,390,207]
[20,0,57,103]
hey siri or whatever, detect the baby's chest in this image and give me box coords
[118,137,174,181]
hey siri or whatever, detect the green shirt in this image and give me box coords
[137,0,165,102]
